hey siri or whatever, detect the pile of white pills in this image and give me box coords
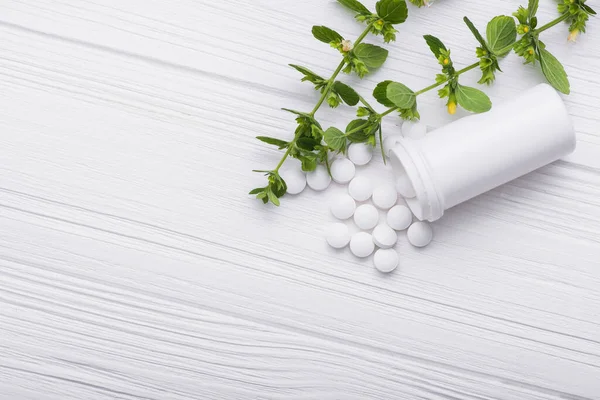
[277,122,434,274]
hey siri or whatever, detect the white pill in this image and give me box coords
[407,221,433,248]
[350,232,375,258]
[396,172,416,199]
[402,121,427,140]
[330,194,356,220]
[374,249,399,273]
[372,224,398,249]
[387,205,413,231]
[330,158,356,184]
[348,176,373,202]
[306,165,331,191]
[372,184,398,210]
[279,167,306,195]
[383,135,402,157]
[347,143,373,166]
[353,204,379,230]
[326,223,351,249]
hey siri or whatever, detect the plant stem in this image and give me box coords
[309,25,373,116]
[274,24,373,172]
[309,60,346,115]
[275,147,292,172]
[535,13,570,34]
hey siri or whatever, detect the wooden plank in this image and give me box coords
[0,0,599,398]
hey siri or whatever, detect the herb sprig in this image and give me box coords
[251,0,409,205]
[252,0,595,207]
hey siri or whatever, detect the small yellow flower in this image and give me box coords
[568,29,579,42]
[443,58,450,65]
[341,40,354,52]
[523,26,530,33]
[447,101,457,115]
[528,49,535,55]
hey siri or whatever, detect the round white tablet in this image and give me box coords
[306,165,331,191]
[383,135,402,157]
[326,223,351,249]
[387,205,413,231]
[279,167,306,195]
[372,224,397,249]
[330,158,356,184]
[349,232,375,258]
[347,143,373,166]
[374,249,399,273]
[348,176,373,202]
[353,204,379,230]
[407,221,433,248]
[402,121,427,140]
[395,172,416,199]
[372,184,398,210]
[330,194,356,220]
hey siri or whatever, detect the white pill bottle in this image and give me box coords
[389,84,576,222]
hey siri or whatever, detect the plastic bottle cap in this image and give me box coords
[372,224,398,249]
[374,249,399,273]
[387,205,413,231]
[353,204,379,230]
[347,143,373,166]
[306,165,331,191]
[348,176,373,202]
[330,194,356,220]
[326,223,351,249]
[330,158,356,184]
[350,232,375,258]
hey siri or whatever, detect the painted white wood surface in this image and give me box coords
[1,0,599,398]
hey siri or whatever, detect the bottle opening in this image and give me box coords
[389,138,444,222]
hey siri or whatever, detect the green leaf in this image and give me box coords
[337,0,371,15]
[353,43,389,68]
[538,46,570,94]
[256,136,289,149]
[528,0,539,19]
[486,16,517,56]
[386,82,416,109]
[333,81,360,106]
[373,80,395,107]
[289,64,325,84]
[299,154,318,171]
[324,127,347,151]
[345,119,371,143]
[312,26,343,44]
[455,85,492,113]
[296,137,320,151]
[423,35,447,58]
[463,17,487,48]
[581,3,597,15]
[266,190,280,206]
[376,0,408,24]
[249,188,264,195]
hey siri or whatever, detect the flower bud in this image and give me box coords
[568,29,579,42]
[341,40,354,52]
[447,101,457,115]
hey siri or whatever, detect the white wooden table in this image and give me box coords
[1,1,599,399]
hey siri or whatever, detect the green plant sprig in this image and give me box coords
[335,0,595,156]
[251,0,411,206]
[251,0,595,207]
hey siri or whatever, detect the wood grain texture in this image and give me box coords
[0,0,599,399]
